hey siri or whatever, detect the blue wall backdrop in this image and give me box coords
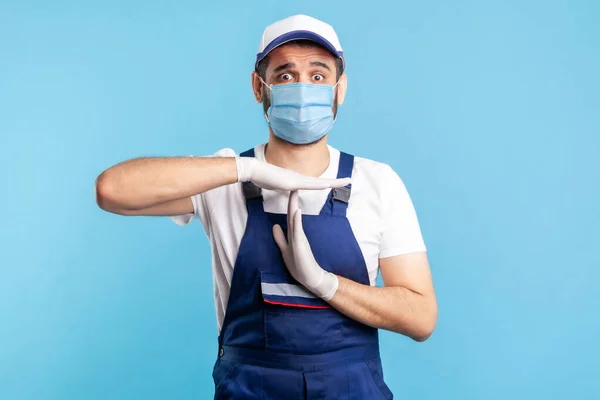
[1,0,599,399]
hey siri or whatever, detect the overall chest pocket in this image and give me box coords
[260,271,344,353]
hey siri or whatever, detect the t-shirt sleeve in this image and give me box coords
[378,164,427,258]
[169,148,237,229]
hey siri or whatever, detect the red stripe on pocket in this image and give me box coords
[263,299,330,309]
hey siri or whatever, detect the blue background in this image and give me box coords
[1,0,599,399]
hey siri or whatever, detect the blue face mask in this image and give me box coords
[261,79,339,145]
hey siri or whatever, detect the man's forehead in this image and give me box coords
[267,44,336,66]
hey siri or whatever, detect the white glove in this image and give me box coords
[235,156,350,191]
[272,191,339,301]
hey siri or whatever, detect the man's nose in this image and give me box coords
[298,74,311,84]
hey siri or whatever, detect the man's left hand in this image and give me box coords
[272,191,339,301]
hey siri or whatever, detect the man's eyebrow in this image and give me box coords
[273,62,295,73]
[310,61,331,70]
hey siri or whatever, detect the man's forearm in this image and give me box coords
[327,275,437,341]
[95,156,237,211]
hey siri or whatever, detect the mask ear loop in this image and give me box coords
[258,76,272,123]
[332,79,341,122]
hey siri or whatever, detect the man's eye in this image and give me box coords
[313,74,324,81]
[280,73,293,81]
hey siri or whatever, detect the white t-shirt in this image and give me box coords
[171,144,426,332]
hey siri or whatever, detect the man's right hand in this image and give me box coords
[95,153,350,217]
[235,156,350,191]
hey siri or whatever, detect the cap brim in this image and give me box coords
[255,30,345,71]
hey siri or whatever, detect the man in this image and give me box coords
[96,14,437,399]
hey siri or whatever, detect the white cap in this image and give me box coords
[255,15,345,71]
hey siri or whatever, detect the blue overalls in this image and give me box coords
[212,149,394,399]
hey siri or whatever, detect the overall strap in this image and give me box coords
[240,148,265,216]
[218,148,262,349]
[320,151,355,217]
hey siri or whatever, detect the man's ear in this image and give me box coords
[251,71,264,103]
[336,73,348,105]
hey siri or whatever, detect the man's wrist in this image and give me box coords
[234,156,254,183]
[316,271,339,301]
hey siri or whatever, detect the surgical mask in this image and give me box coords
[260,78,339,144]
